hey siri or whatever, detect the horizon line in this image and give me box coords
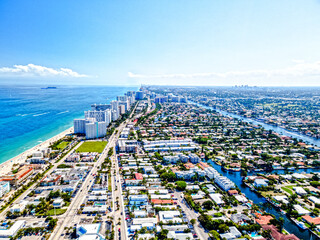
[2,83,320,88]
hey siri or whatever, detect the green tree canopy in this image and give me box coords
[176,181,187,191]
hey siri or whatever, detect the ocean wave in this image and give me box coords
[16,113,35,117]
[57,110,69,115]
[33,112,50,117]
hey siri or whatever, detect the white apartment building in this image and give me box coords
[163,155,180,163]
[177,153,189,163]
[85,110,111,125]
[129,195,148,206]
[143,139,199,152]
[117,140,138,153]
[117,95,128,102]
[91,103,110,111]
[158,211,182,224]
[175,170,195,180]
[189,153,200,163]
[74,119,92,134]
[0,181,10,197]
[0,220,25,239]
[204,167,220,179]
[119,105,126,114]
[74,117,107,139]
[215,176,235,191]
[85,121,107,139]
[110,100,119,120]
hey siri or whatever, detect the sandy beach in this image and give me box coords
[0,127,74,176]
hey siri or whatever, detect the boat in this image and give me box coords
[293,219,308,230]
[41,86,57,89]
[228,168,241,172]
[254,169,264,172]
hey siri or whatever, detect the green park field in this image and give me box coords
[76,141,107,153]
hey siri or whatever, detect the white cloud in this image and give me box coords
[0,64,88,78]
[291,59,305,64]
[128,61,320,86]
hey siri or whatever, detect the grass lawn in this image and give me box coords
[281,186,294,195]
[56,141,70,150]
[76,141,107,153]
[108,173,112,191]
[46,208,67,216]
[260,191,281,198]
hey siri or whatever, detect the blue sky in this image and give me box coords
[1,0,320,86]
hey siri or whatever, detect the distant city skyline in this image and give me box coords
[1,0,320,86]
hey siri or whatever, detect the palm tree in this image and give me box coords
[279,217,284,231]
[310,223,316,231]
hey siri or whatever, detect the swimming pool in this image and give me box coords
[94,202,106,206]
[250,232,262,238]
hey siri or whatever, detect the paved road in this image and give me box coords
[50,135,118,240]
[111,101,146,240]
[0,141,83,220]
[112,152,127,240]
[174,191,209,240]
[113,100,151,240]
[52,102,139,240]
[112,102,140,240]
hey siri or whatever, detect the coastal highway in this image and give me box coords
[50,132,118,240]
[0,141,84,220]
[112,102,139,240]
[111,100,150,240]
[111,151,127,240]
[112,102,140,240]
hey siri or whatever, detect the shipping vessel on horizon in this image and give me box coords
[41,86,57,89]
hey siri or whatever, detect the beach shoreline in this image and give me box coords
[0,127,74,176]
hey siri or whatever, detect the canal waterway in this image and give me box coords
[192,101,320,239]
[192,102,320,147]
[207,160,319,240]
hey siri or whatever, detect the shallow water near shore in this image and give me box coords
[0,84,137,165]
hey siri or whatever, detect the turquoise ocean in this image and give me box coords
[0,85,137,164]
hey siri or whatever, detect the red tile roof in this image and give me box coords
[184,163,194,169]
[151,199,176,205]
[135,173,143,180]
[302,215,320,225]
[228,190,239,195]
[255,214,273,225]
[198,162,209,170]
[261,224,299,240]
[17,167,33,179]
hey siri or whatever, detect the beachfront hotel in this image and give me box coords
[85,121,108,139]
[85,109,112,125]
[73,90,138,139]
[74,118,107,139]
[0,165,33,186]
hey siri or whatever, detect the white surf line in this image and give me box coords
[33,112,50,117]
[56,110,69,115]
